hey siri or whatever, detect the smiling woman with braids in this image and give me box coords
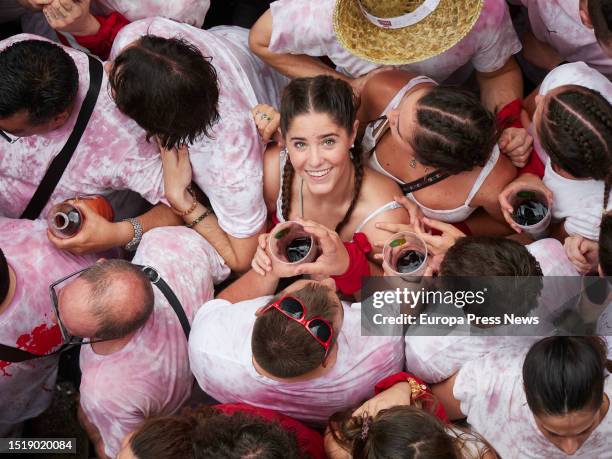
[251,75,409,296]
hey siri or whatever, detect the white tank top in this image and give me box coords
[543,156,611,241]
[275,149,401,235]
[363,76,500,223]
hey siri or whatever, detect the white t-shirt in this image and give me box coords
[454,346,612,458]
[404,239,579,384]
[189,297,405,425]
[268,0,521,82]
[0,34,165,219]
[111,19,288,238]
[519,0,612,79]
[0,218,98,435]
[536,62,612,241]
[79,227,228,458]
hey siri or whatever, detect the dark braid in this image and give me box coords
[538,86,612,211]
[409,86,499,175]
[279,75,361,232]
[335,146,364,235]
[280,155,295,222]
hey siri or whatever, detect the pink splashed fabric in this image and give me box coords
[189,298,404,426]
[79,226,229,458]
[519,0,612,79]
[454,345,612,458]
[92,0,210,27]
[111,19,288,238]
[0,34,165,219]
[0,218,98,435]
[268,0,521,81]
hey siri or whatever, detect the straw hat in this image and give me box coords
[333,0,484,65]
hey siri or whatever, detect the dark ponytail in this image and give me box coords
[600,211,612,276]
[279,76,363,234]
[523,336,612,417]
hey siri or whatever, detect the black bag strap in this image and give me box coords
[0,265,190,362]
[20,53,104,220]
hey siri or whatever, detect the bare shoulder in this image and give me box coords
[473,152,517,206]
[360,167,403,206]
[360,69,421,121]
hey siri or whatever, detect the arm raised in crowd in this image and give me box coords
[476,56,524,114]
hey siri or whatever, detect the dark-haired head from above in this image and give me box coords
[0,40,79,138]
[108,35,220,150]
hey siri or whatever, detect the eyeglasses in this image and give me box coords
[261,296,334,357]
[49,267,110,347]
[0,130,20,144]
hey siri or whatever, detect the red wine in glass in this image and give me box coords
[396,250,426,274]
[512,200,548,226]
[285,236,313,263]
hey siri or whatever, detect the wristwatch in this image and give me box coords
[123,217,143,251]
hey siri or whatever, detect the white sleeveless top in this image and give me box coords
[275,149,401,236]
[363,76,500,223]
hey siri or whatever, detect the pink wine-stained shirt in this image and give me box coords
[454,345,612,458]
[111,20,288,238]
[518,0,612,79]
[189,298,404,426]
[0,34,165,219]
[0,218,98,435]
[268,0,521,82]
[79,226,229,458]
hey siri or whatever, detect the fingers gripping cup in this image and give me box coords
[509,189,551,240]
[47,195,114,239]
[268,221,319,265]
[382,232,428,279]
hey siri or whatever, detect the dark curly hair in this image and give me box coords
[109,35,220,149]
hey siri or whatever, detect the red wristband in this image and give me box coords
[496,98,523,130]
[331,232,371,296]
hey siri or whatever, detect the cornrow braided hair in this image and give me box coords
[538,85,612,211]
[409,86,499,175]
[279,75,363,235]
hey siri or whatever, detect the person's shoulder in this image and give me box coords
[360,167,403,206]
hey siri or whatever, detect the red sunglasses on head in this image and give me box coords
[261,296,334,357]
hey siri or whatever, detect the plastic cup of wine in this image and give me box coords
[382,231,428,280]
[509,189,551,240]
[268,221,319,265]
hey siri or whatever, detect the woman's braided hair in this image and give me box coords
[408,86,499,175]
[279,76,364,235]
[538,85,612,211]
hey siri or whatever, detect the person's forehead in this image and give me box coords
[538,409,597,434]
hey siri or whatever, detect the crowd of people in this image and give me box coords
[0,0,611,458]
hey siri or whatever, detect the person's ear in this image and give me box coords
[579,2,594,28]
[51,110,71,130]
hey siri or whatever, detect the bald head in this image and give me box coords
[59,260,154,340]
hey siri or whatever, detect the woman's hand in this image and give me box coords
[42,0,99,36]
[352,382,413,418]
[498,127,533,168]
[564,235,599,274]
[251,104,281,144]
[251,233,273,275]
[498,173,553,233]
[159,140,194,211]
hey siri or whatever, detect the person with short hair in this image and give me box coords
[188,220,404,426]
[0,217,99,436]
[432,336,612,457]
[517,0,612,79]
[107,18,288,272]
[249,0,524,115]
[115,404,325,459]
[0,36,180,255]
[56,226,228,458]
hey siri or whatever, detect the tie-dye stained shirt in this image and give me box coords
[79,226,229,458]
[0,34,165,219]
[268,0,521,81]
[111,20,289,238]
[0,218,98,435]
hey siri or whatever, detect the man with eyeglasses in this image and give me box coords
[0,35,179,255]
[0,217,99,437]
[49,226,228,459]
[188,220,404,426]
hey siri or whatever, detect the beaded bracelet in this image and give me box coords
[171,186,197,216]
[187,208,214,229]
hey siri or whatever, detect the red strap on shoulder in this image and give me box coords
[331,232,371,296]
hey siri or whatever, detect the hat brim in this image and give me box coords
[333,0,484,65]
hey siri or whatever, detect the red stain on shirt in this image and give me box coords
[0,323,63,377]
